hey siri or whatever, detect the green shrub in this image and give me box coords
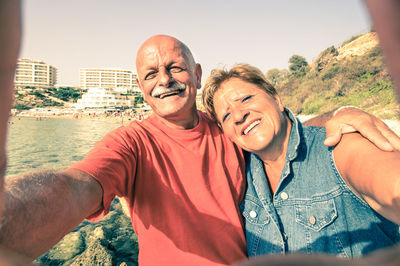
[368,81,393,94]
[302,95,327,114]
[13,103,31,110]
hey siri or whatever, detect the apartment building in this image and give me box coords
[74,87,131,109]
[14,58,57,88]
[79,68,138,92]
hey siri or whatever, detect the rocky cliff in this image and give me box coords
[36,198,138,266]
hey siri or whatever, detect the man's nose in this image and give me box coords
[158,68,172,87]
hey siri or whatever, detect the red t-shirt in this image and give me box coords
[70,111,247,265]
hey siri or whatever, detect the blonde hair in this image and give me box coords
[202,63,277,124]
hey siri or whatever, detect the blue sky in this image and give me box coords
[20,0,372,86]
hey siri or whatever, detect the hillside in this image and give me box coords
[13,87,83,110]
[267,32,399,119]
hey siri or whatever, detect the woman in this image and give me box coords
[202,64,400,258]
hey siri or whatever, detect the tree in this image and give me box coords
[288,55,308,72]
[134,96,144,107]
[13,103,31,110]
[265,68,289,86]
[54,87,82,102]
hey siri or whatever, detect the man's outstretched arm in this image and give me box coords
[0,168,103,259]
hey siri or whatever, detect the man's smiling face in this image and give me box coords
[136,35,201,125]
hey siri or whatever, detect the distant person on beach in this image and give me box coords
[202,63,400,260]
[1,33,400,265]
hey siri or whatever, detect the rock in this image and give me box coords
[36,198,139,265]
[70,238,114,266]
[337,32,379,60]
[36,231,84,265]
[91,226,105,240]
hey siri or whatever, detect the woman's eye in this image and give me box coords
[222,112,230,122]
[242,95,252,102]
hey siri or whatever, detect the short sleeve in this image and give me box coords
[69,127,137,221]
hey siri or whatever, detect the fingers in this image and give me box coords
[324,107,361,146]
[324,106,400,151]
[324,123,357,146]
[353,118,394,152]
[331,107,396,152]
[324,121,348,146]
[377,122,400,151]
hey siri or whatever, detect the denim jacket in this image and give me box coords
[241,109,400,258]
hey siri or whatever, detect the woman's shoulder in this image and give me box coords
[297,121,327,146]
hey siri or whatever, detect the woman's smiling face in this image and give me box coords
[213,77,286,153]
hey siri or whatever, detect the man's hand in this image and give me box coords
[324,107,400,151]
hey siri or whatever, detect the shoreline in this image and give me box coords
[11,109,153,125]
[11,113,400,136]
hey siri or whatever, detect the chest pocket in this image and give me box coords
[295,199,337,231]
[241,196,270,225]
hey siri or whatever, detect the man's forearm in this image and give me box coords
[0,170,103,259]
[302,111,333,127]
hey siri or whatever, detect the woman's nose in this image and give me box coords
[232,108,249,125]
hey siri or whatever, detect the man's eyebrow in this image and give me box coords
[165,62,175,68]
[168,61,183,66]
[146,66,158,71]
[143,66,158,73]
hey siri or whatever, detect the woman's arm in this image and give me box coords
[334,132,400,224]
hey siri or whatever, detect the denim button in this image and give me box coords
[280,192,288,200]
[249,210,257,218]
[309,215,316,225]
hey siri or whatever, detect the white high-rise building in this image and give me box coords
[14,58,57,88]
[79,68,139,92]
[74,87,131,109]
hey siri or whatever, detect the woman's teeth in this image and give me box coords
[243,120,260,135]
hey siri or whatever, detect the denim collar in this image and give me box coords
[285,108,301,162]
[246,108,301,199]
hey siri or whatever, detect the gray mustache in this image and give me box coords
[151,82,186,97]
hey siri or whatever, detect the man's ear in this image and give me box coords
[137,78,147,101]
[195,63,202,90]
[136,78,142,91]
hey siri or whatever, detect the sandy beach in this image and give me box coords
[12,108,152,126]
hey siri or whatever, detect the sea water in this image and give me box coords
[5,117,138,264]
[6,117,123,177]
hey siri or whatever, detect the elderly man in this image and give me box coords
[0,34,399,266]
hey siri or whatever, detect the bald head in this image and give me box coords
[136,35,196,71]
